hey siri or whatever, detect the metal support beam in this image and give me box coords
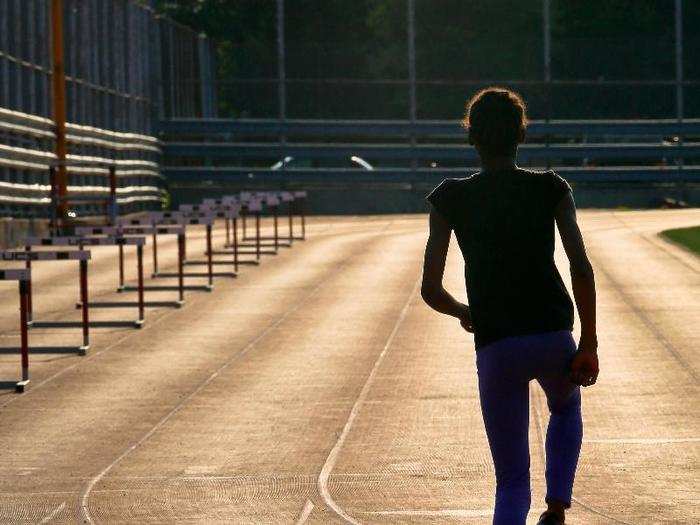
[407,0,417,170]
[51,0,68,224]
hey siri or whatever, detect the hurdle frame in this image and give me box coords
[1,250,92,355]
[146,213,215,290]
[24,236,146,328]
[75,225,186,308]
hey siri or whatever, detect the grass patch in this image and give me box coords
[660,226,700,256]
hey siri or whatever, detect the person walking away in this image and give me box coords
[421,87,599,525]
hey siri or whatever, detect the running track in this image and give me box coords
[0,210,697,524]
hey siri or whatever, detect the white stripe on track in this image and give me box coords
[295,499,315,525]
[316,278,421,525]
[38,501,65,524]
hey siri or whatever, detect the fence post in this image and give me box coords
[198,33,214,118]
[543,0,552,169]
[51,0,68,222]
[675,0,684,174]
[407,0,417,172]
[277,0,286,164]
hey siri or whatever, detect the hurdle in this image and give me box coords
[75,225,185,308]
[236,197,267,261]
[0,269,31,392]
[292,191,307,240]
[202,196,239,248]
[1,249,91,354]
[118,213,212,292]
[149,213,215,290]
[24,236,146,328]
[237,192,288,251]
[180,206,240,275]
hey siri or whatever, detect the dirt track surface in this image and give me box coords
[0,210,697,524]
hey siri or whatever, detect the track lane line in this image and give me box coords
[315,277,421,525]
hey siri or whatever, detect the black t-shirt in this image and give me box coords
[426,168,575,349]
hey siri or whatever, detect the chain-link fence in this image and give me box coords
[212,0,698,121]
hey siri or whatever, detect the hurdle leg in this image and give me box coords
[242,211,248,240]
[136,244,145,327]
[118,243,125,290]
[301,198,306,239]
[152,230,158,276]
[177,232,185,303]
[225,217,231,246]
[17,279,30,392]
[233,218,239,273]
[25,256,33,324]
[273,206,279,252]
[79,259,89,354]
[288,202,294,244]
[255,212,261,260]
[206,224,213,286]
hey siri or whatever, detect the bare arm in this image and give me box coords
[555,192,599,386]
[421,206,473,331]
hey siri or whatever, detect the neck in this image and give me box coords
[480,155,518,172]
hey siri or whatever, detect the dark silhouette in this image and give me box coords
[421,87,599,525]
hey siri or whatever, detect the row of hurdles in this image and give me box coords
[0,190,308,392]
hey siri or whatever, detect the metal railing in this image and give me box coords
[0,0,216,219]
[160,118,700,180]
[0,106,163,217]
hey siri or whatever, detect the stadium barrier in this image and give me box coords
[0,107,163,219]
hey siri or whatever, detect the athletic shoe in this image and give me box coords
[537,510,565,524]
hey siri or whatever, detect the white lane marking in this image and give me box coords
[530,386,634,525]
[38,501,65,524]
[79,230,389,524]
[295,499,315,525]
[362,509,493,517]
[317,278,421,525]
[584,437,700,444]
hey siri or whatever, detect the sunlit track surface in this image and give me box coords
[0,211,697,524]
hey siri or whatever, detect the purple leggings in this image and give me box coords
[475,330,582,525]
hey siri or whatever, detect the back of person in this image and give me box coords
[421,87,599,525]
[427,167,574,349]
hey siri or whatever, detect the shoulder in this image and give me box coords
[519,168,571,188]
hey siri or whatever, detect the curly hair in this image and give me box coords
[462,87,528,156]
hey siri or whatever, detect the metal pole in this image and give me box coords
[177,232,185,302]
[407,0,417,171]
[233,218,239,273]
[137,244,145,325]
[19,279,30,390]
[277,0,287,165]
[543,0,552,169]
[675,0,684,171]
[80,259,89,353]
[206,224,213,286]
[51,0,68,224]
[198,33,214,117]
